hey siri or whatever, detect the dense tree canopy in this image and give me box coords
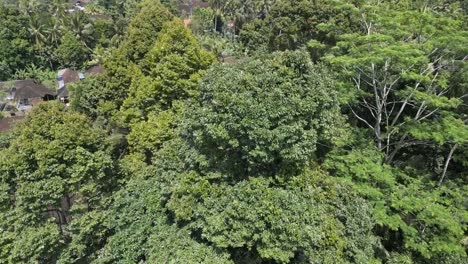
[183,51,346,178]
[0,0,466,263]
[0,102,119,263]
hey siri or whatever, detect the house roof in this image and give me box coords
[58,68,80,84]
[57,86,69,98]
[0,116,24,133]
[0,80,55,100]
[86,65,104,76]
[0,103,17,112]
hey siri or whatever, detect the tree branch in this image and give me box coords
[438,143,458,187]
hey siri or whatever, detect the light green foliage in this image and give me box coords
[325,142,468,262]
[99,49,135,119]
[119,0,174,61]
[121,19,216,122]
[0,102,118,263]
[94,2,176,120]
[127,107,178,158]
[183,50,346,178]
[407,112,468,145]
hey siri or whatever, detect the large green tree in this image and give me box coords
[322,2,468,196]
[118,0,174,61]
[0,102,119,263]
[324,138,468,262]
[93,51,378,263]
[120,18,216,124]
[92,0,175,121]
[182,50,346,178]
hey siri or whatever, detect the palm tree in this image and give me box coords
[49,0,68,19]
[208,0,227,31]
[66,12,95,48]
[209,0,276,33]
[46,17,63,46]
[28,15,47,49]
[28,15,58,70]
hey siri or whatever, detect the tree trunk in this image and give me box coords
[438,143,458,187]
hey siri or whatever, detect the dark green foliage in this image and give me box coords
[69,76,107,119]
[55,32,90,69]
[0,6,33,80]
[96,175,232,263]
[0,1,466,263]
[239,0,360,52]
[93,18,116,47]
[183,50,345,178]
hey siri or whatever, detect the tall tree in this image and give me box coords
[182,50,346,178]
[326,1,467,165]
[120,18,216,123]
[0,102,119,263]
[93,0,174,120]
[118,0,174,61]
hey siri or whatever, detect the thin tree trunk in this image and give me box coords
[438,143,458,187]
[385,132,408,164]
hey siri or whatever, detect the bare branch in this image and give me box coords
[348,104,374,129]
[417,108,439,121]
[438,144,458,187]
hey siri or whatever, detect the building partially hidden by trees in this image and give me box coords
[0,80,55,111]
